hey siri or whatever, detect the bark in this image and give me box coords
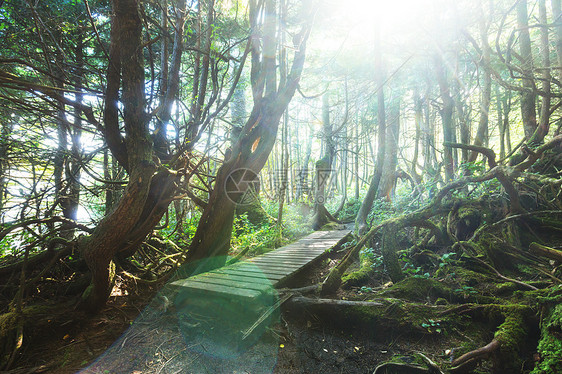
[79,0,165,312]
[60,33,84,236]
[354,122,360,200]
[312,94,337,229]
[502,90,512,155]
[423,89,437,172]
[229,64,247,142]
[276,110,289,240]
[377,98,400,201]
[434,53,455,181]
[529,0,551,145]
[553,0,562,71]
[53,54,68,223]
[334,127,348,218]
[411,90,422,182]
[276,1,289,239]
[497,85,506,160]
[517,0,537,141]
[529,242,562,262]
[469,11,492,163]
[295,128,312,201]
[0,122,11,222]
[453,82,470,165]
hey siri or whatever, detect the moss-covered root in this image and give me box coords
[451,307,531,373]
[0,304,64,369]
[0,311,22,369]
[532,303,562,374]
[341,249,375,288]
[381,225,405,283]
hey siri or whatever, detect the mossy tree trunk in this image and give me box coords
[380,225,405,283]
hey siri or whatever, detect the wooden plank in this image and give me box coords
[250,257,317,264]
[218,264,289,276]
[254,249,321,256]
[187,276,272,292]
[270,249,325,254]
[249,256,313,264]
[270,248,326,254]
[171,278,262,299]
[248,260,309,268]
[197,272,274,286]
[216,268,287,281]
[230,263,296,274]
[248,263,309,273]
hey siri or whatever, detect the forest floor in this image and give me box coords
[12,241,478,374]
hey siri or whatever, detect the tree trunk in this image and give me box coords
[530,0,551,145]
[184,0,313,273]
[276,111,289,241]
[377,98,400,201]
[312,94,336,229]
[79,0,184,312]
[295,126,312,202]
[354,19,385,234]
[469,11,492,163]
[497,85,506,160]
[0,121,12,223]
[553,0,562,72]
[61,32,85,236]
[517,0,537,141]
[435,53,455,182]
[502,90,512,155]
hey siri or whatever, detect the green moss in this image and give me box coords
[494,310,528,370]
[0,311,20,363]
[0,304,55,364]
[319,222,341,231]
[495,282,518,295]
[381,277,451,302]
[344,299,451,338]
[532,304,562,374]
[342,249,376,288]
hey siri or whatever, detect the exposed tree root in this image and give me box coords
[451,339,500,368]
[373,362,431,374]
[449,305,533,373]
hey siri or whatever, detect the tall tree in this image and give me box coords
[312,93,336,229]
[184,0,314,270]
[468,5,492,163]
[377,97,400,201]
[355,18,385,234]
[517,0,537,141]
[434,53,455,181]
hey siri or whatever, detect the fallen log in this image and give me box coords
[530,242,562,262]
[287,296,384,308]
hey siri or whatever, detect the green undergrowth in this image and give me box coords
[231,202,314,258]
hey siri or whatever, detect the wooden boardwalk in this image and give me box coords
[170,228,350,353]
[171,228,351,300]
